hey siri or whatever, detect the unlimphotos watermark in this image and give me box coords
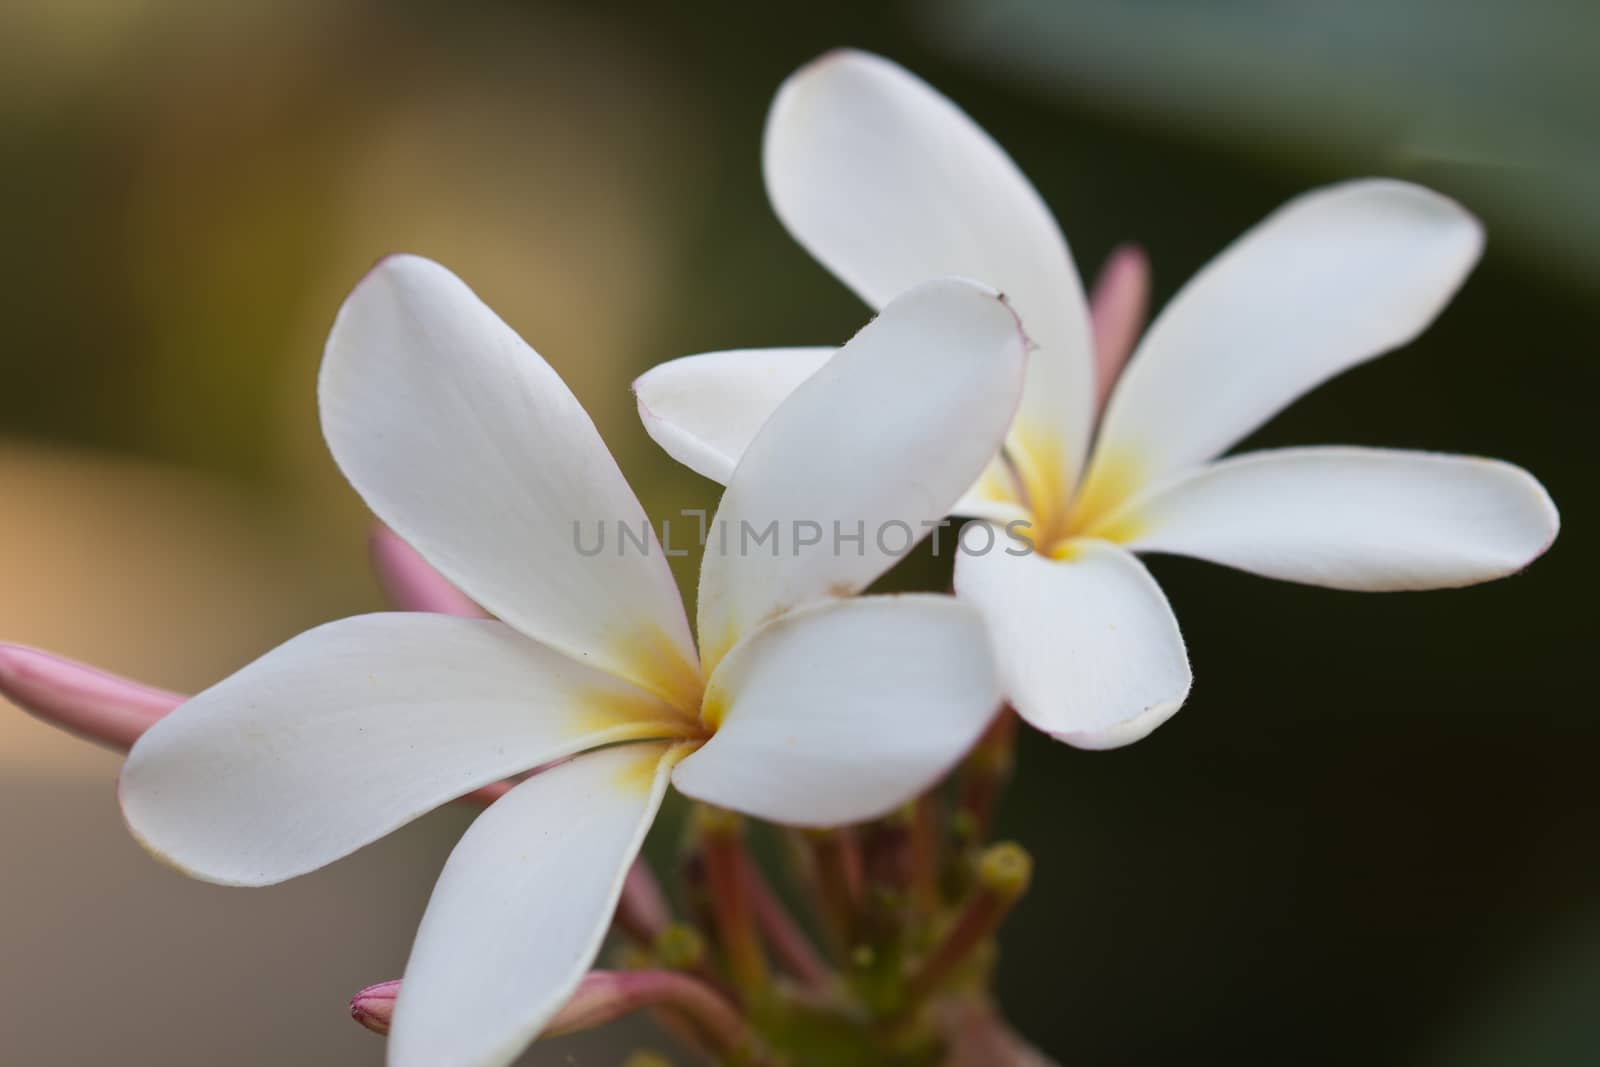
[573,510,1037,559]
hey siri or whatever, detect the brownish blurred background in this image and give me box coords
[2,1,1595,1064]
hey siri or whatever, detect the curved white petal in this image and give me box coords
[320,255,699,711]
[953,536,1191,749]
[635,346,1028,524]
[952,454,1034,525]
[634,347,835,484]
[694,279,1027,669]
[1120,447,1559,590]
[389,742,676,1067]
[119,614,686,887]
[766,49,1095,500]
[1085,180,1484,508]
[674,595,999,826]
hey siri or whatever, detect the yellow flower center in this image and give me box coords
[1005,440,1149,558]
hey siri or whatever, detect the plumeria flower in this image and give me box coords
[634,50,1559,749]
[97,255,1028,1067]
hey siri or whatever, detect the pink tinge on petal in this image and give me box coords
[350,979,401,1035]
[0,644,181,752]
[368,524,485,618]
[466,778,514,804]
[1089,244,1151,412]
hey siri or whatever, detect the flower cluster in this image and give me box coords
[0,49,1557,1067]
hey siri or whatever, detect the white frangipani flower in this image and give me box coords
[634,50,1559,749]
[117,255,1027,1067]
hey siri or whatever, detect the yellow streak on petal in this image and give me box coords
[699,682,729,734]
[566,681,700,741]
[610,739,699,797]
[972,458,1021,505]
[1070,449,1147,543]
[1079,505,1146,547]
[610,745,665,797]
[696,621,741,694]
[1046,538,1085,562]
[609,624,704,718]
[1008,422,1070,538]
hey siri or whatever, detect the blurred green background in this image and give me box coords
[1,1,1594,1064]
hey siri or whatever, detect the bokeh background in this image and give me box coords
[2,1,1594,1064]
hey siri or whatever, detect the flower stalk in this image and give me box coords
[742,852,830,989]
[696,807,770,999]
[957,708,1019,843]
[904,842,1033,1011]
[798,827,863,960]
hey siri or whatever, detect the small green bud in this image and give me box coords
[623,1052,676,1067]
[977,841,1033,899]
[653,922,706,969]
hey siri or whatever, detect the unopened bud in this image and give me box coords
[0,643,180,751]
[653,921,706,970]
[977,842,1032,899]
[349,979,400,1035]
[903,843,1034,1010]
[623,1053,677,1067]
[368,523,484,617]
[692,804,742,838]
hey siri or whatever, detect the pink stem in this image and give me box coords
[352,970,756,1057]
[1088,243,1150,411]
[742,850,830,989]
[699,812,769,997]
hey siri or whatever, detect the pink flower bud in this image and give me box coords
[0,644,181,752]
[1089,243,1151,410]
[349,979,400,1035]
[368,524,484,617]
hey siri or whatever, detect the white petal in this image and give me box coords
[953,536,1191,749]
[952,454,1034,525]
[633,347,834,484]
[766,49,1095,501]
[635,345,1029,524]
[389,742,676,1067]
[119,614,687,886]
[1086,180,1484,505]
[1120,447,1559,590]
[694,279,1027,668]
[320,255,699,711]
[673,595,999,826]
